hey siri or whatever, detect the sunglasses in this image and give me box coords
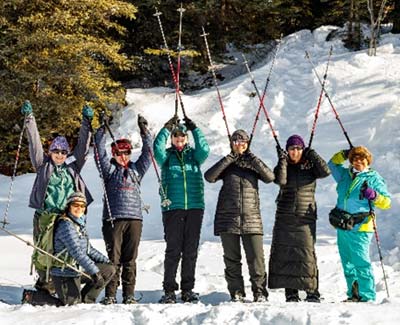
[115,150,131,156]
[287,145,303,151]
[70,202,86,209]
[51,149,68,155]
[232,140,248,146]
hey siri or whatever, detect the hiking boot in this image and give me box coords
[123,295,140,304]
[286,294,301,302]
[100,296,117,305]
[181,290,199,303]
[230,291,245,302]
[305,293,321,303]
[253,293,268,303]
[159,291,176,304]
[21,289,34,304]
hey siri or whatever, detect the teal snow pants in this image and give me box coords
[337,229,375,301]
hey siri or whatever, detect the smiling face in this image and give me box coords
[113,150,131,166]
[50,150,68,165]
[171,132,188,149]
[231,140,248,155]
[68,201,87,218]
[287,145,303,164]
[351,155,369,172]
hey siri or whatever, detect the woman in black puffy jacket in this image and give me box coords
[205,129,275,302]
[268,135,330,303]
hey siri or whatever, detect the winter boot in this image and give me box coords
[123,295,139,304]
[100,296,117,305]
[285,288,300,302]
[230,290,245,302]
[181,290,199,303]
[305,293,321,303]
[253,293,268,303]
[159,291,176,304]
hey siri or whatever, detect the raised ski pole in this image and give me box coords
[1,113,27,228]
[175,3,186,117]
[91,114,115,227]
[247,35,282,146]
[148,148,171,208]
[308,46,333,148]
[242,53,281,149]
[200,26,231,141]
[103,118,150,213]
[305,50,353,148]
[154,8,187,118]
[0,225,91,279]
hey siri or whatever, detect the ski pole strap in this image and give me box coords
[1,116,28,228]
[200,26,231,141]
[308,46,333,148]
[305,49,353,148]
[0,224,91,280]
[242,53,280,149]
[154,8,187,118]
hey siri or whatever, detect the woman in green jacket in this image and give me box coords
[153,116,209,304]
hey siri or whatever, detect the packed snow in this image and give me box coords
[1,26,400,324]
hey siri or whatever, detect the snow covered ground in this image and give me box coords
[1,26,400,324]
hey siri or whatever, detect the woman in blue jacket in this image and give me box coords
[328,146,391,302]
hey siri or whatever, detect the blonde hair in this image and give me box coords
[348,146,373,165]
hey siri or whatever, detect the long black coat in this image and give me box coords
[205,151,275,236]
[268,149,330,291]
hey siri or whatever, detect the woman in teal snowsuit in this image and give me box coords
[328,146,391,302]
[153,116,209,304]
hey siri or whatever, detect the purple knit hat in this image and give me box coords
[49,136,70,152]
[286,134,305,150]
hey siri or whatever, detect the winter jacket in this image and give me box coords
[328,150,391,232]
[94,126,152,221]
[153,127,209,211]
[268,149,330,291]
[51,213,110,277]
[204,151,275,235]
[25,114,93,211]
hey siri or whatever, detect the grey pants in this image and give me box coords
[220,233,268,298]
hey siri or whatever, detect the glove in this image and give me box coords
[342,149,350,159]
[276,146,288,160]
[227,151,239,161]
[184,117,197,131]
[303,147,316,160]
[361,187,377,201]
[82,104,94,121]
[164,115,179,131]
[91,272,105,289]
[21,100,32,115]
[138,114,148,134]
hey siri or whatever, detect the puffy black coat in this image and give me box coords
[205,151,275,236]
[268,149,330,291]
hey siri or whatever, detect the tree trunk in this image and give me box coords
[393,0,400,33]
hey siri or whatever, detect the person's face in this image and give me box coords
[69,201,86,218]
[113,150,131,166]
[351,155,369,172]
[232,140,248,155]
[172,132,188,148]
[287,145,303,164]
[50,149,68,165]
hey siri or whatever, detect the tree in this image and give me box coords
[0,0,137,174]
[366,0,389,55]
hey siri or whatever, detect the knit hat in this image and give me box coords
[111,138,132,155]
[66,191,87,206]
[286,134,305,150]
[49,136,70,152]
[171,123,188,137]
[231,129,250,142]
[349,146,373,165]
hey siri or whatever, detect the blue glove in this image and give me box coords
[82,104,94,120]
[21,100,32,115]
[362,187,376,200]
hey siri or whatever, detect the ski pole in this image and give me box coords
[148,147,172,208]
[242,53,281,149]
[200,26,231,141]
[1,116,27,228]
[175,3,186,117]
[0,224,91,280]
[305,50,353,148]
[154,8,187,118]
[247,35,282,146]
[91,119,115,227]
[103,118,150,213]
[308,46,333,148]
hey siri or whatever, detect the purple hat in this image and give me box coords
[286,134,305,150]
[49,136,70,152]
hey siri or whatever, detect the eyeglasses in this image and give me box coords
[51,149,68,155]
[287,145,303,151]
[115,150,131,156]
[232,140,248,146]
[70,203,86,209]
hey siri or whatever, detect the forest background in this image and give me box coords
[0,0,399,175]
